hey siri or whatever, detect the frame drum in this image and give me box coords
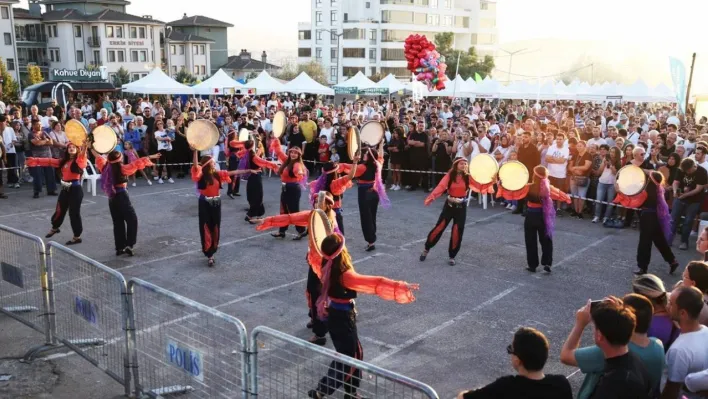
[238,128,250,142]
[272,111,287,139]
[498,161,529,192]
[309,209,334,256]
[360,121,384,146]
[347,127,360,160]
[186,120,219,151]
[315,191,327,210]
[91,125,118,154]
[65,119,87,147]
[469,154,499,185]
[616,165,647,196]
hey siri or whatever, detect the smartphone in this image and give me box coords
[590,300,604,312]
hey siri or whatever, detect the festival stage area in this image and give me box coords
[0,176,696,397]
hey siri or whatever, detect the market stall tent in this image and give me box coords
[192,69,245,95]
[376,74,407,94]
[283,72,335,95]
[122,68,194,95]
[246,70,287,94]
[334,71,377,92]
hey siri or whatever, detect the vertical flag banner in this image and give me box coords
[474,72,483,83]
[669,57,687,114]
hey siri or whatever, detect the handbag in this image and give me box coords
[572,154,590,187]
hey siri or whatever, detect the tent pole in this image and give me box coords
[685,52,696,115]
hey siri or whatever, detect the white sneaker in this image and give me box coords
[131,182,137,187]
[510,205,517,211]
[592,216,600,223]
[153,176,159,181]
[147,180,153,186]
[602,217,608,224]
[167,178,175,184]
[506,203,513,209]
[13,183,20,188]
[158,178,164,184]
[26,176,33,183]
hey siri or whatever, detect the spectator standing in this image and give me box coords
[1,115,19,188]
[662,286,708,399]
[456,327,572,399]
[407,120,430,192]
[298,112,318,174]
[568,140,592,219]
[680,261,708,326]
[671,158,707,250]
[545,133,570,211]
[28,119,57,198]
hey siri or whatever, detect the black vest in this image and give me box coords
[328,268,357,300]
[360,162,376,182]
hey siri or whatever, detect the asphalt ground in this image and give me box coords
[0,174,698,398]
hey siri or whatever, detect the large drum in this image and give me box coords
[469,154,499,185]
[238,128,250,142]
[347,127,360,160]
[309,209,333,256]
[186,120,219,151]
[272,111,287,139]
[616,165,647,196]
[65,119,87,147]
[91,125,117,154]
[360,121,384,146]
[498,161,529,192]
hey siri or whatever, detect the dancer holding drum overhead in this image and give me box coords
[497,165,571,273]
[233,132,271,223]
[614,166,680,275]
[267,137,309,240]
[307,230,419,399]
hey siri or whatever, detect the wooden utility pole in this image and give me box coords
[685,52,696,115]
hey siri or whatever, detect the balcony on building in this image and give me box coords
[87,36,101,47]
[14,26,48,43]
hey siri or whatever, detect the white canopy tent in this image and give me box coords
[283,72,334,95]
[425,75,471,97]
[334,71,377,91]
[376,74,407,94]
[122,68,194,95]
[192,69,245,95]
[246,70,287,94]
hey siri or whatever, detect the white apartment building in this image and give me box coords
[0,0,20,82]
[298,0,497,84]
[164,29,211,80]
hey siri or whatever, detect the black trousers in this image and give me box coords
[334,208,344,235]
[424,202,466,259]
[279,183,306,234]
[198,198,221,258]
[357,185,379,244]
[158,149,172,178]
[52,185,83,237]
[637,211,676,271]
[246,175,265,218]
[108,191,138,251]
[315,307,362,398]
[524,209,553,269]
[227,154,240,195]
[409,155,430,190]
[306,265,327,338]
[5,153,18,184]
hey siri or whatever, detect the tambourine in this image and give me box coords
[238,128,250,142]
[65,119,88,147]
[616,165,647,196]
[498,161,529,192]
[315,191,328,210]
[91,125,118,154]
[272,111,287,139]
[360,121,384,146]
[347,127,360,160]
[469,154,499,185]
[309,209,333,256]
[186,120,219,151]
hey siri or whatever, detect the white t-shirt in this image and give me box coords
[683,140,697,155]
[627,131,640,145]
[546,145,569,178]
[266,100,279,110]
[686,368,708,393]
[666,326,708,399]
[598,164,616,185]
[455,141,473,162]
[470,136,491,159]
[2,127,17,154]
[492,146,510,164]
[282,101,294,110]
[587,137,607,147]
[688,154,708,171]
[667,115,680,127]
[155,130,172,151]
[319,127,335,145]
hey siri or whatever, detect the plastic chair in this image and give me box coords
[267,150,282,178]
[82,160,101,196]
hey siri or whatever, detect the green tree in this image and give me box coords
[174,68,197,85]
[0,58,19,101]
[434,32,495,80]
[112,67,131,87]
[368,72,385,83]
[27,65,44,85]
[275,61,329,85]
[245,71,259,80]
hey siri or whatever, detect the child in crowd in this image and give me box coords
[124,141,152,187]
[330,146,340,163]
[317,135,330,175]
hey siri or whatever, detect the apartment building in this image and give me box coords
[0,0,19,82]
[298,0,497,84]
[166,14,232,76]
[164,29,212,80]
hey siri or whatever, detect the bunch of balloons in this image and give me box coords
[404,34,448,91]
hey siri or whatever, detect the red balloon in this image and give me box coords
[413,58,420,68]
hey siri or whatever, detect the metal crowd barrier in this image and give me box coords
[249,326,439,399]
[0,225,51,345]
[46,242,133,396]
[128,278,249,399]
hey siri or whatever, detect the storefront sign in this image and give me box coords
[50,68,103,81]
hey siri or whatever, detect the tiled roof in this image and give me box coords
[166,30,214,43]
[167,15,233,28]
[220,55,280,71]
[13,8,42,20]
[41,8,163,24]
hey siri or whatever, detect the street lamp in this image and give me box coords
[320,28,343,84]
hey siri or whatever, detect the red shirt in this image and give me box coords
[25,154,88,181]
[191,166,231,197]
[319,143,330,162]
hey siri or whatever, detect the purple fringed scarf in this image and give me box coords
[539,178,556,238]
[238,153,250,180]
[100,160,116,198]
[298,164,309,190]
[309,173,328,207]
[373,159,391,209]
[655,182,673,243]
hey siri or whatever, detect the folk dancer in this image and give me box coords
[265,139,309,240]
[308,234,419,399]
[27,142,88,245]
[93,149,159,256]
[308,160,357,234]
[234,136,270,223]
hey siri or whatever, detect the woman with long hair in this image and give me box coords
[191,150,258,267]
[27,142,88,244]
[419,157,474,266]
[594,145,621,224]
[235,136,271,223]
[340,145,390,251]
[616,171,679,275]
[659,152,681,207]
[308,233,419,399]
[266,139,309,240]
[225,128,241,198]
[93,148,160,256]
[308,159,358,234]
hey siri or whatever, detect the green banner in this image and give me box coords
[334,87,388,95]
[50,68,103,81]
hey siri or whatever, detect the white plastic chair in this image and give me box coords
[82,160,101,196]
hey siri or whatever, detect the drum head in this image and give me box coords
[65,120,87,147]
[238,128,250,142]
[499,161,529,192]
[186,120,219,151]
[360,121,384,146]
[309,209,333,256]
[347,127,360,160]
[272,111,287,139]
[315,191,327,210]
[469,154,499,185]
[617,165,647,196]
[92,125,118,154]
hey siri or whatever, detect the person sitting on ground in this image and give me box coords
[456,327,572,399]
